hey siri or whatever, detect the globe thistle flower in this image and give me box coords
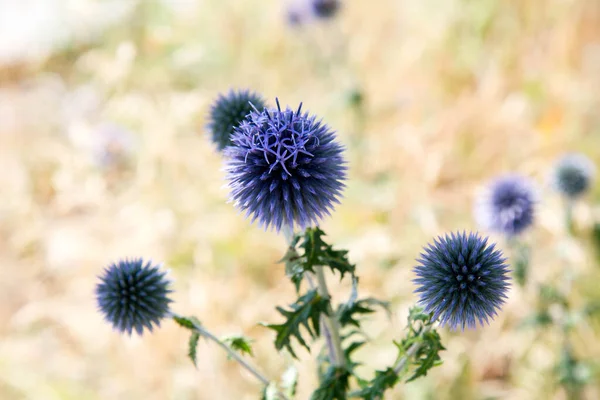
[207,89,266,151]
[413,232,510,330]
[225,99,346,232]
[475,174,537,236]
[96,258,173,335]
[552,153,596,199]
[312,0,341,18]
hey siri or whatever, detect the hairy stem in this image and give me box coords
[392,325,432,375]
[171,314,289,400]
[315,266,346,368]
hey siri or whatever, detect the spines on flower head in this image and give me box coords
[413,232,511,330]
[475,174,537,236]
[552,153,596,199]
[207,89,266,151]
[96,258,173,335]
[224,99,347,232]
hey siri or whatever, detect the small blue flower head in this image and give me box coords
[475,174,537,236]
[413,232,510,330]
[207,89,266,151]
[96,258,173,335]
[312,0,341,18]
[552,153,596,199]
[225,99,347,232]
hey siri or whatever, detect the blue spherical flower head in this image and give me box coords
[207,89,266,151]
[475,174,537,236]
[552,153,596,199]
[96,258,173,335]
[225,99,347,232]
[413,232,510,330]
[312,0,341,18]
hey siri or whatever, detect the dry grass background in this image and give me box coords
[1,0,600,399]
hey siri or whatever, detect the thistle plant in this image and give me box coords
[95,93,513,399]
[475,174,536,286]
[551,153,596,234]
[518,154,597,399]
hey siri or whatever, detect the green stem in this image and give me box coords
[392,325,432,375]
[315,266,346,368]
[565,199,575,236]
[171,314,289,400]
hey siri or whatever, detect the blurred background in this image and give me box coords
[1,0,600,399]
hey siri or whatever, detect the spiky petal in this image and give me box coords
[475,174,537,236]
[207,89,266,151]
[552,153,596,199]
[224,99,347,232]
[413,232,511,330]
[96,258,173,335]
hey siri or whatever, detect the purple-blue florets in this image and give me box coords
[225,99,346,232]
[475,174,536,236]
[96,258,172,335]
[207,89,266,151]
[413,232,510,330]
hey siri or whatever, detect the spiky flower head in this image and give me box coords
[475,174,537,236]
[207,89,266,151]
[96,258,172,335]
[312,0,341,18]
[413,232,510,330]
[552,153,596,199]
[225,99,346,232]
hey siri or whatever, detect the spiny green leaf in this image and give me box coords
[222,335,254,357]
[311,366,352,400]
[349,368,398,399]
[188,331,200,367]
[173,315,201,330]
[300,227,356,280]
[262,289,330,358]
[406,330,445,382]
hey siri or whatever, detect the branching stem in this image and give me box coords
[171,314,289,400]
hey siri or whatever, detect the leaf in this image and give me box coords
[311,366,351,400]
[281,366,299,399]
[280,235,305,293]
[188,331,200,367]
[173,315,201,330]
[337,277,390,328]
[405,330,445,382]
[300,227,356,280]
[349,368,398,399]
[222,335,254,357]
[261,383,279,400]
[262,289,330,358]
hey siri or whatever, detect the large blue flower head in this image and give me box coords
[413,232,510,330]
[96,258,173,335]
[224,99,347,232]
[552,153,596,199]
[475,174,537,236]
[207,89,266,151]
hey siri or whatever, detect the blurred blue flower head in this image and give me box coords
[96,258,173,335]
[413,232,510,330]
[208,89,266,151]
[475,174,537,236]
[312,0,341,19]
[225,99,346,232]
[552,153,596,199]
